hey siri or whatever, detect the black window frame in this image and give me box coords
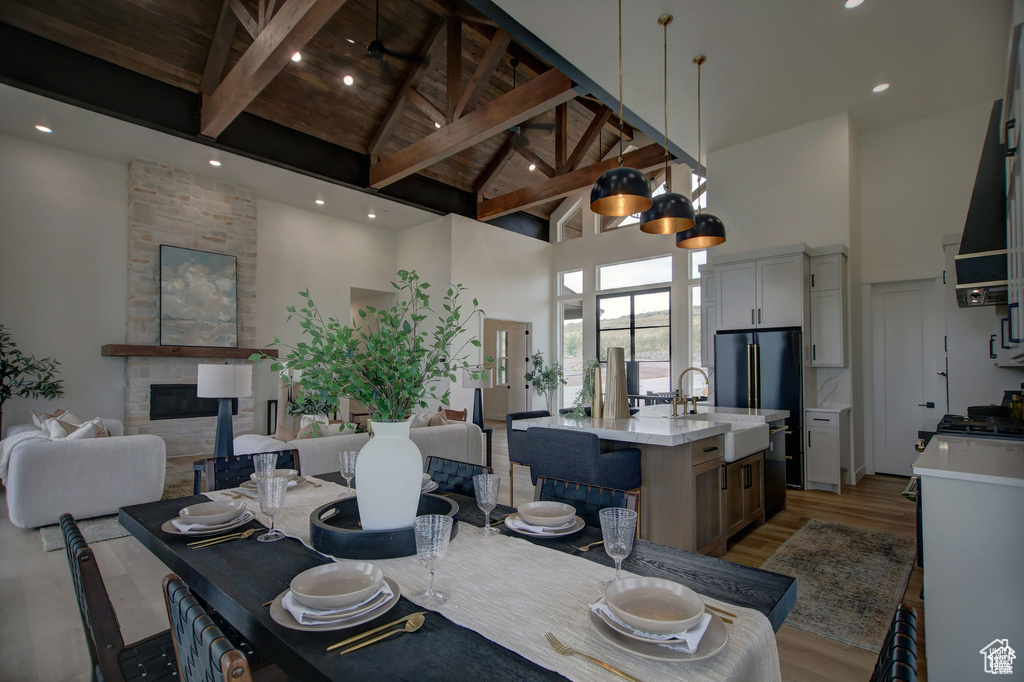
[596,286,672,384]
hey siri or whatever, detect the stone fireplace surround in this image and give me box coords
[122,160,257,458]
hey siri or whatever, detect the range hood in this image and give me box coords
[955,99,1007,307]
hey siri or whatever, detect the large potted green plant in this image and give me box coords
[0,325,64,435]
[253,270,491,530]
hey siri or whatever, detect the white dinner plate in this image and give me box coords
[503,513,585,538]
[241,476,306,491]
[589,608,729,661]
[421,481,439,493]
[160,511,255,537]
[269,577,400,632]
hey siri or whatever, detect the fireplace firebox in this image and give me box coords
[150,384,238,421]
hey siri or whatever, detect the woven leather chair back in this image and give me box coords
[870,604,918,682]
[162,575,252,682]
[505,411,550,467]
[534,477,638,528]
[425,456,492,496]
[438,406,468,422]
[205,449,299,492]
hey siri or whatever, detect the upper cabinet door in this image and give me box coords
[809,254,842,291]
[756,255,804,328]
[716,261,758,330]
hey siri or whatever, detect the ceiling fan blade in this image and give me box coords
[521,122,555,131]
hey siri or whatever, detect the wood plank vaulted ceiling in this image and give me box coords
[0,0,664,221]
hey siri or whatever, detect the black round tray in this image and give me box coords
[309,494,459,559]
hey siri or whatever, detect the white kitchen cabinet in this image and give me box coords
[809,254,841,291]
[808,253,847,367]
[701,300,717,367]
[804,408,849,494]
[716,255,804,331]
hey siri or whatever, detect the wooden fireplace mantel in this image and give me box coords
[101,345,278,359]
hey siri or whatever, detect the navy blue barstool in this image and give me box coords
[505,410,550,505]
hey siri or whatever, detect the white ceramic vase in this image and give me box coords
[355,420,422,530]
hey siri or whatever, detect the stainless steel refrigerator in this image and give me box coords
[714,328,803,514]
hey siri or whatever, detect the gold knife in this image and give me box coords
[705,603,738,618]
[325,612,427,652]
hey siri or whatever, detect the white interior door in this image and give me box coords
[506,323,530,413]
[872,280,940,475]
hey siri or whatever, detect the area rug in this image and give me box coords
[161,478,195,500]
[39,515,130,552]
[759,518,915,651]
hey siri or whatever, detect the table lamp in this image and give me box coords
[462,365,493,430]
[197,363,252,459]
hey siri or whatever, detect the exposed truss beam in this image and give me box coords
[368,18,446,157]
[229,0,259,39]
[565,104,611,172]
[453,28,510,119]
[577,97,633,140]
[446,16,462,123]
[514,141,555,178]
[555,102,567,173]
[259,0,278,31]
[370,69,578,189]
[474,134,516,195]
[201,0,347,138]
[201,0,237,95]
[406,87,446,128]
[476,143,666,220]
[692,179,707,202]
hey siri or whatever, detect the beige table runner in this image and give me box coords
[207,482,781,682]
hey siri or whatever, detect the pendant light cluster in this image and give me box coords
[677,55,726,249]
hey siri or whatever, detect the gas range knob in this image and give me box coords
[914,439,926,453]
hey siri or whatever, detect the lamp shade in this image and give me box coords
[640,191,696,234]
[462,366,493,390]
[676,213,726,249]
[590,166,654,217]
[197,364,252,399]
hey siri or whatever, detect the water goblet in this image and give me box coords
[412,514,453,607]
[339,450,358,493]
[472,474,501,536]
[256,476,289,543]
[253,452,278,479]
[599,507,637,588]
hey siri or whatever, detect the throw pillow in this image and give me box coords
[428,412,449,427]
[32,408,65,429]
[81,417,110,438]
[274,423,297,442]
[409,411,432,429]
[296,424,320,439]
[64,422,97,441]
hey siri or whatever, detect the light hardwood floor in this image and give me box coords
[0,421,924,681]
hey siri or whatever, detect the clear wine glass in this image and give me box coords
[253,452,278,479]
[599,507,637,588]
[472,474,501,536]
[412,514,453,607]
[256,476,289,543]
[339,450,357,493]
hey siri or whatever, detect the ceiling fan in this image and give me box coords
[361,0,417,79]
[507,58,554,147]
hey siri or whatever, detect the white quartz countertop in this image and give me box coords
[638,403,790,423]
[913,435,1024,488]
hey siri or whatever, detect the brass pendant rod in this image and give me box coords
[693,55,706,214]
[617,0,624,166]
[661,15,671,192]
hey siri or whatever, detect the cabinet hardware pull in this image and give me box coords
[721,464,728,491]
[1010,302,1021,344]
[812,344,816,361]
[811,273,815,288]
[918,402,935,408]
[812,417,830,422]
[703,446,719,452]
[1006,118,1017,157]
[751,309,755,325]
[991,334,998,359]
[808,432,812,447]
[1002,316,1012,349]
[785,455,793,460]
[758,308,762,324]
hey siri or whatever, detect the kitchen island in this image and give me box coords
[512,405,788,554]
[913,435,1024,681]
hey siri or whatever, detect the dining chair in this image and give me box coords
[870,604,918,682]
[505,410,550,505]
[162,574,254,682]
[199,449,300,494]
[424,456,492,496]
[533,477,639,528]
[438,406,468,422]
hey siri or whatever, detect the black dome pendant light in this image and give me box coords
[677,55,726,249]
[640,14,695,235]
[590,0,653,217]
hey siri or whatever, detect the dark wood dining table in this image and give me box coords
[119,473,795,680]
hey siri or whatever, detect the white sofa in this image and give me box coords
[3,419,166,529]
[234,422,484,477]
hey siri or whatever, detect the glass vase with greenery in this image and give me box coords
[524,351,567,414]
[0,325,65,435]
[252,270,493,422]
[566,358,602,420]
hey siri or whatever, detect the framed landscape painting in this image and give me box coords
[159,245,238,347]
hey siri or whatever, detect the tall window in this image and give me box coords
[558,270,584,408]
[597,255,672,290]
[558,201,584,241]
[496,330,508,386]
[597,288,671,396]
[687,249,708,396]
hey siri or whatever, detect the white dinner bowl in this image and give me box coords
[290,562,385,609]
[604,577,705,634]
[422,473,432,486]
[250,468,298,482]
[177,499,247,526]
[516,501,576,527]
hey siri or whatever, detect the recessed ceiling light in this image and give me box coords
[315,199,325,205]
[528,163,537,171]
[844,0,864,8]
[291,52,302,63]
[434,121,442,129]
[209,159,222,166]
[872,82,890,93]
[34,125,52,133]
[343,74,354,86]
[346,37,355,44]
[368,213,376,219]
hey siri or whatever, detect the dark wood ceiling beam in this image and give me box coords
[407,87,446,127]
[368,18,446,158]
[578,97,634,140]
[201,0,237,95]
[515,141,555,178]
[474,134,516,195]
[453,28,510,119]
[200,0,347,138]
[555,102,567,173]
[476,143,667,220]
[692,179,707,201]
[259,0,278,31]
[229,0,259,39]
[370,69,578,189]
[446,16,462,123]
[565,104,612,172]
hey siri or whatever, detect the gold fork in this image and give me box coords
[189,529,257,548]
[572,540,604,552]
[545,633,641,682]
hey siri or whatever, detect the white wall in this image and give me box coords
[0,134,128,431]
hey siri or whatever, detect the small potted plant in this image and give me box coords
[566,358,602,420]
[524,351,567,416]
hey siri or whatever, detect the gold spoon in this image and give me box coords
[572,540,604,552]
[337,613,425,656]
[189,528,257,548]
